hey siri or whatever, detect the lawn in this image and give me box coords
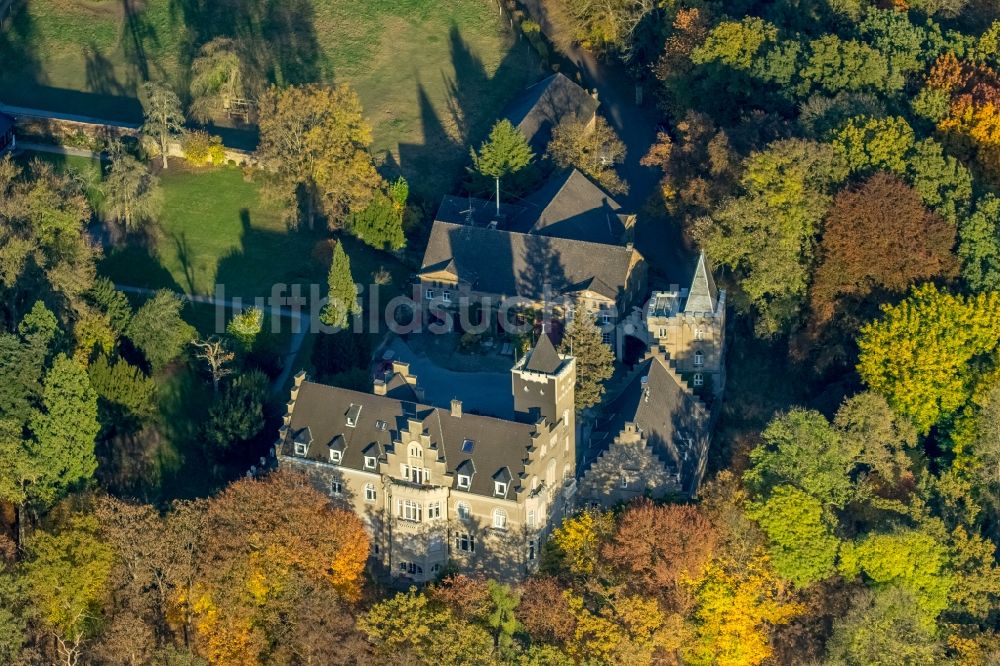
[0,0,540,199]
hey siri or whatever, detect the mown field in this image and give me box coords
[0,0,539,198]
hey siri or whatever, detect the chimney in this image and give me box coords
[626,241,634,252]
[451,399,462,418]
[373,378,387,396]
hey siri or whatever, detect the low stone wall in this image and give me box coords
[14,115,138,153]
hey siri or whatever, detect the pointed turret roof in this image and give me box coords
[684,252,719,314]
[524,332,562,374]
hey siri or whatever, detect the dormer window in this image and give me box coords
[494,481,508,497]
[294,442,307,456]
[457,474,471,489]
[375,419,387,431]
[346,404,362,427]
[330,450,342,464]
[364,456,377,470]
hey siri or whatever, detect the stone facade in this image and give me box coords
[276,336,578,583]
[578,423,680,507]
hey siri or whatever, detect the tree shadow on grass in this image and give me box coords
[397,24,539,204]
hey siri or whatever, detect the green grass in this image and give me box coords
[1,0,539,199]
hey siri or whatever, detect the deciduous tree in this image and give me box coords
[141,82,186,170]
[547,115,628,195]
[857,284,1000,435]
[190,337,235,394]
[256,84,382,229]
[102,144,162,230]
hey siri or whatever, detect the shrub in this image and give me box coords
[182,130,226,166]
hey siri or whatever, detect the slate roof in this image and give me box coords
[512,169,629,245]
[596,356,708,489]
[523,332,563,374]
[435,195,527,229]
[503,73,599,150]
[281,380,538,499]
[419,221,642,302]
[684,252,719,314]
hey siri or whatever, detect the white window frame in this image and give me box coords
[620,474,629,489]
[442,290,452,303]
[294,442,307,456]
[695,327,705,341]
[601,331,613,345]
[694,350,704,367]
[658,327,667,338]
[457,502,471,520]
[493,508,507,530]
[528,538,537,561]
[693,373,704,387]
[331,480,343,496]
[457,474,471,489]
[428,501,441,520]
[600,313,612,326]
[527,510,536,527]
[364,483,376,503]
[397,499,422,522]
[425,289,435,300]
[330,450,342,464]
[494,481,508,497]
[364,455,376,470]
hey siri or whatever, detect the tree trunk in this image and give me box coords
[161,134,169,169]
[495,177,500,216]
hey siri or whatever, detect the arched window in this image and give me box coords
[694,350,704,367]
[408,442,423,458]
[493,508,507,530]
[364,483,376,502]
[563,463,572,481]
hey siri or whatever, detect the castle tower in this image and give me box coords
[511,332,578,506]
[646,252,726,395]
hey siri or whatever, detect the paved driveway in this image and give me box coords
[384,338,514,418]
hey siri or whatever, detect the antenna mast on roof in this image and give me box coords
[459,195,474,226]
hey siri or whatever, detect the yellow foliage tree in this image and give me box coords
[547,510,615,577]
[683,554,803,666]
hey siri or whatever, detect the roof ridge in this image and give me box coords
[432,220,639,253]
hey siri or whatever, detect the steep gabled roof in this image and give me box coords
[282,380,537,499]
[684,252,719,314]
[419,221,643,302]
[514,169,628,245]
[503,73,599,150]
[524,332,563,374]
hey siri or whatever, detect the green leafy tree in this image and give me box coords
[695,139,848,336]
[226,307,264,352]
[21,512,114,666]
[800,36,897,95]
[86,277,132,336]
[320,242,360,330]
[747,485,840,587]
[202,370,268,449]
[745,408,859,508]
[26,354,100,508]
[471,119,534,216]
[906,138,973,224]
[358,588,494,664]
[126,290,197,372]
[832,115,915,174]
[838,529,954,622]
[558,317,614,412]
[857,284,1000,435]
[141,82,185,169]
[540,0,658,56]
[486,581,521,651]
[256,84,382,229]
[346,177,408,251]
[87,354,157,422]
[546,115,628,195]
[102,143,162,230]
[959,193,1000,292]
[825,587,946,666]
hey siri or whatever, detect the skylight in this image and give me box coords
[462,439,474,453]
